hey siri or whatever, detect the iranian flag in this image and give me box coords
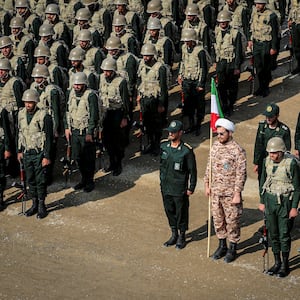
[210,77,223,132]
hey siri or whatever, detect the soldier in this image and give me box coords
[64,72,99,192]
[259,137,300,277]
[137,43,168,156]
[204,118,247,263]
[68,47,99,90]
[44,3,72,49]
[288,0,300,75]
[0,35,26,81]
[249,0,280,97]
[17,89,53,219]
[253,103,291,182]
[215,10,243,117]
[0,0,13,36]
[160,120,197,250]
[177,28,208,136]
[100,58,130,176]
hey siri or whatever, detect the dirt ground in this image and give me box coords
[1,50,300,299]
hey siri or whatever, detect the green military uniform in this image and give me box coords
[294,112,300,152]
[160,120,197,249]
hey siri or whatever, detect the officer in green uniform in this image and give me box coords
[259,137,300,277]
[253,103,291,182]
[64,72,99,192]
[17,89,53,219]
[160,120,197,250]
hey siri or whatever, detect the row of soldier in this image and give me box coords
[0,0,300,219]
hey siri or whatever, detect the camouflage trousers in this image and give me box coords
[211,194,243,243]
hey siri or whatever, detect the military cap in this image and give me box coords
[165,120,183,133]
[215,118,235,132]
[263,103,279,117]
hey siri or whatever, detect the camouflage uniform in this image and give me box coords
[204,139,247,243]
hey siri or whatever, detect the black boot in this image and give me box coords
[267,253,281,275]
[0,194,6,211]
[37,198,47,219]
[25,198,38,217]
[212,238,227,260]
[277,252,290,278]
[224,242,237,263]
[163,229,178,247]
[175,231,186,250]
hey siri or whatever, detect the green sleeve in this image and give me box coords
[50,88,60,133]
[43,114,53,159]
[13,80,24,109]
[253,123,265,165]
[119,79,130,119]
[295,113,300,150]
[187,149,197,192]
[87,92,99,135]
[158,65,168,107]
[197,50,208,88]
[259,158,267,204]
[290,160,300,208]
[125,55,138,97]
[1,108,12,152]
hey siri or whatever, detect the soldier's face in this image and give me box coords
[73,83,85,92]
[46,13,57,23]
[114,25,124,34]
[149,29,159,38]
[255,4,266,12]
[79,40,90,49]
[116,4,126,14]
[150,13,159,18]
[185,40,194,48]
[71,60,82,68]
[78,20,88,28]
[25,101,36,113]
[187,15,197,22]
[17,7,27,16]
[41,35,52,44]
[266,115,278,126]
[34,77,44,84]
[226,0,235,6]
[143,55,154,64]
[103,70,114,79]
[168,130,182,142]
[216,127,232,144]
[269,151,283,163]
[37,57,47,65]
[1,46,12,57]
[219,21,229,30]
[108,49,119,58]
[0,69,9,79]
[11,27,22,36]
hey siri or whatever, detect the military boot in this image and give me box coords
[212,238,227,260]
[25,198,38,217]
[175,231,186,250]
[276,252,290,278]
[224,242,237,263]
[37,198,47,219]
[163,229,178,247]
[0,196,6,211]
[266,253,281,275]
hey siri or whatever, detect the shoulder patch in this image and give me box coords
[281,125,288,131]
[160,138,169,144]
[183,142,193,150]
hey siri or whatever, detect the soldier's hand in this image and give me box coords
[288,20,292,29]
[234,69,240,76]
[42,158,51,167]
[120,118,128,128]
[253,164,259,174]
[270,48,277,56]
[295,150,299,158]
[177,75,183,85]
[247,41,253,51]
[232,192,241,204]
[258,203,265,212]
[4,150,11,160]
[85,134,93,143]
[204,183,210,197]
[65,129,72,141]
[186,190,193,196]
[17,152,23,162]
[158,105,165,113]
[289,208,298,219]
[196,87,204,92]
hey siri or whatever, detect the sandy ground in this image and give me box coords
[1,50,300,300]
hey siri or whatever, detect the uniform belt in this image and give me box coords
[72,128,87,135]
[24,149,42,155]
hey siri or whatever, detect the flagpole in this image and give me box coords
[207,126,213,258]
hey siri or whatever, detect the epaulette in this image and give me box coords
[160,138,169,144]
[281,124,289,131]
[184,142,193,150]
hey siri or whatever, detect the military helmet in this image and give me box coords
[22,89,40,103]
[76,8,92,20]
[0,36,13,48]
[112,15,127,26]
[115,0,129,5]
[101,57,117,71]
[0,58,12,71]
[10,16,25,28]
[15,0,29,8]
[105,36,122,50]
[217,10,232,22]
[266,137,286,153]
[147,17,162,30]
[141,43,157,56]
[181,28,197,42]
[147,0,162,13]
[72,72,88,85]
[69,47,86,61]
[77,29,93,42]
[185,3,199,16]
[82,0,98,5]
[254,0,268,3]
[45,3,60,15]
[31,64,50,78]
[39,23,55,37]
[34,45,51,58]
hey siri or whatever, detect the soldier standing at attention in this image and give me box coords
[259,137,300,277]
[17,89,53,219]
[65,72,99,193]
[253,103,291,182]
[204,118,247,263]
[160,120,197,250]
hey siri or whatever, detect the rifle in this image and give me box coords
[95,138,105,172]
[133,110,145,152]
[60,140,73,188]
[282,28,293,74]
[259,212,269,273]
[244,54,255,95]
[17,159,27,215]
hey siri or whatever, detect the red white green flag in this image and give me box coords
[210,77,223,132]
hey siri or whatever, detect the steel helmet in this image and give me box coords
[101,57,117,71]
[0,58,12,70]
[10,17,25,28]
[147,0,162,13]
[105,36,122,50]
[45,3,60,15]
[254,0,268,3]
[266,137,286,153]
[77,29,93,42]
[141,43,157,56]
[34,45,51,58]
[181,28,197,42]
[185,3,199,16]
[22,89,40,103]
[0,36,13,48]
[69,47,86,61]
[31,64,50,78]
[72,72,88,85]
[112,15,127,26]
[82,0,98,5]
[76,8,91,21]
[115,0,128,5]
[15,0,29,8]
[39,24,55,37]
[217,10,232,22]
[147,17,162,30]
